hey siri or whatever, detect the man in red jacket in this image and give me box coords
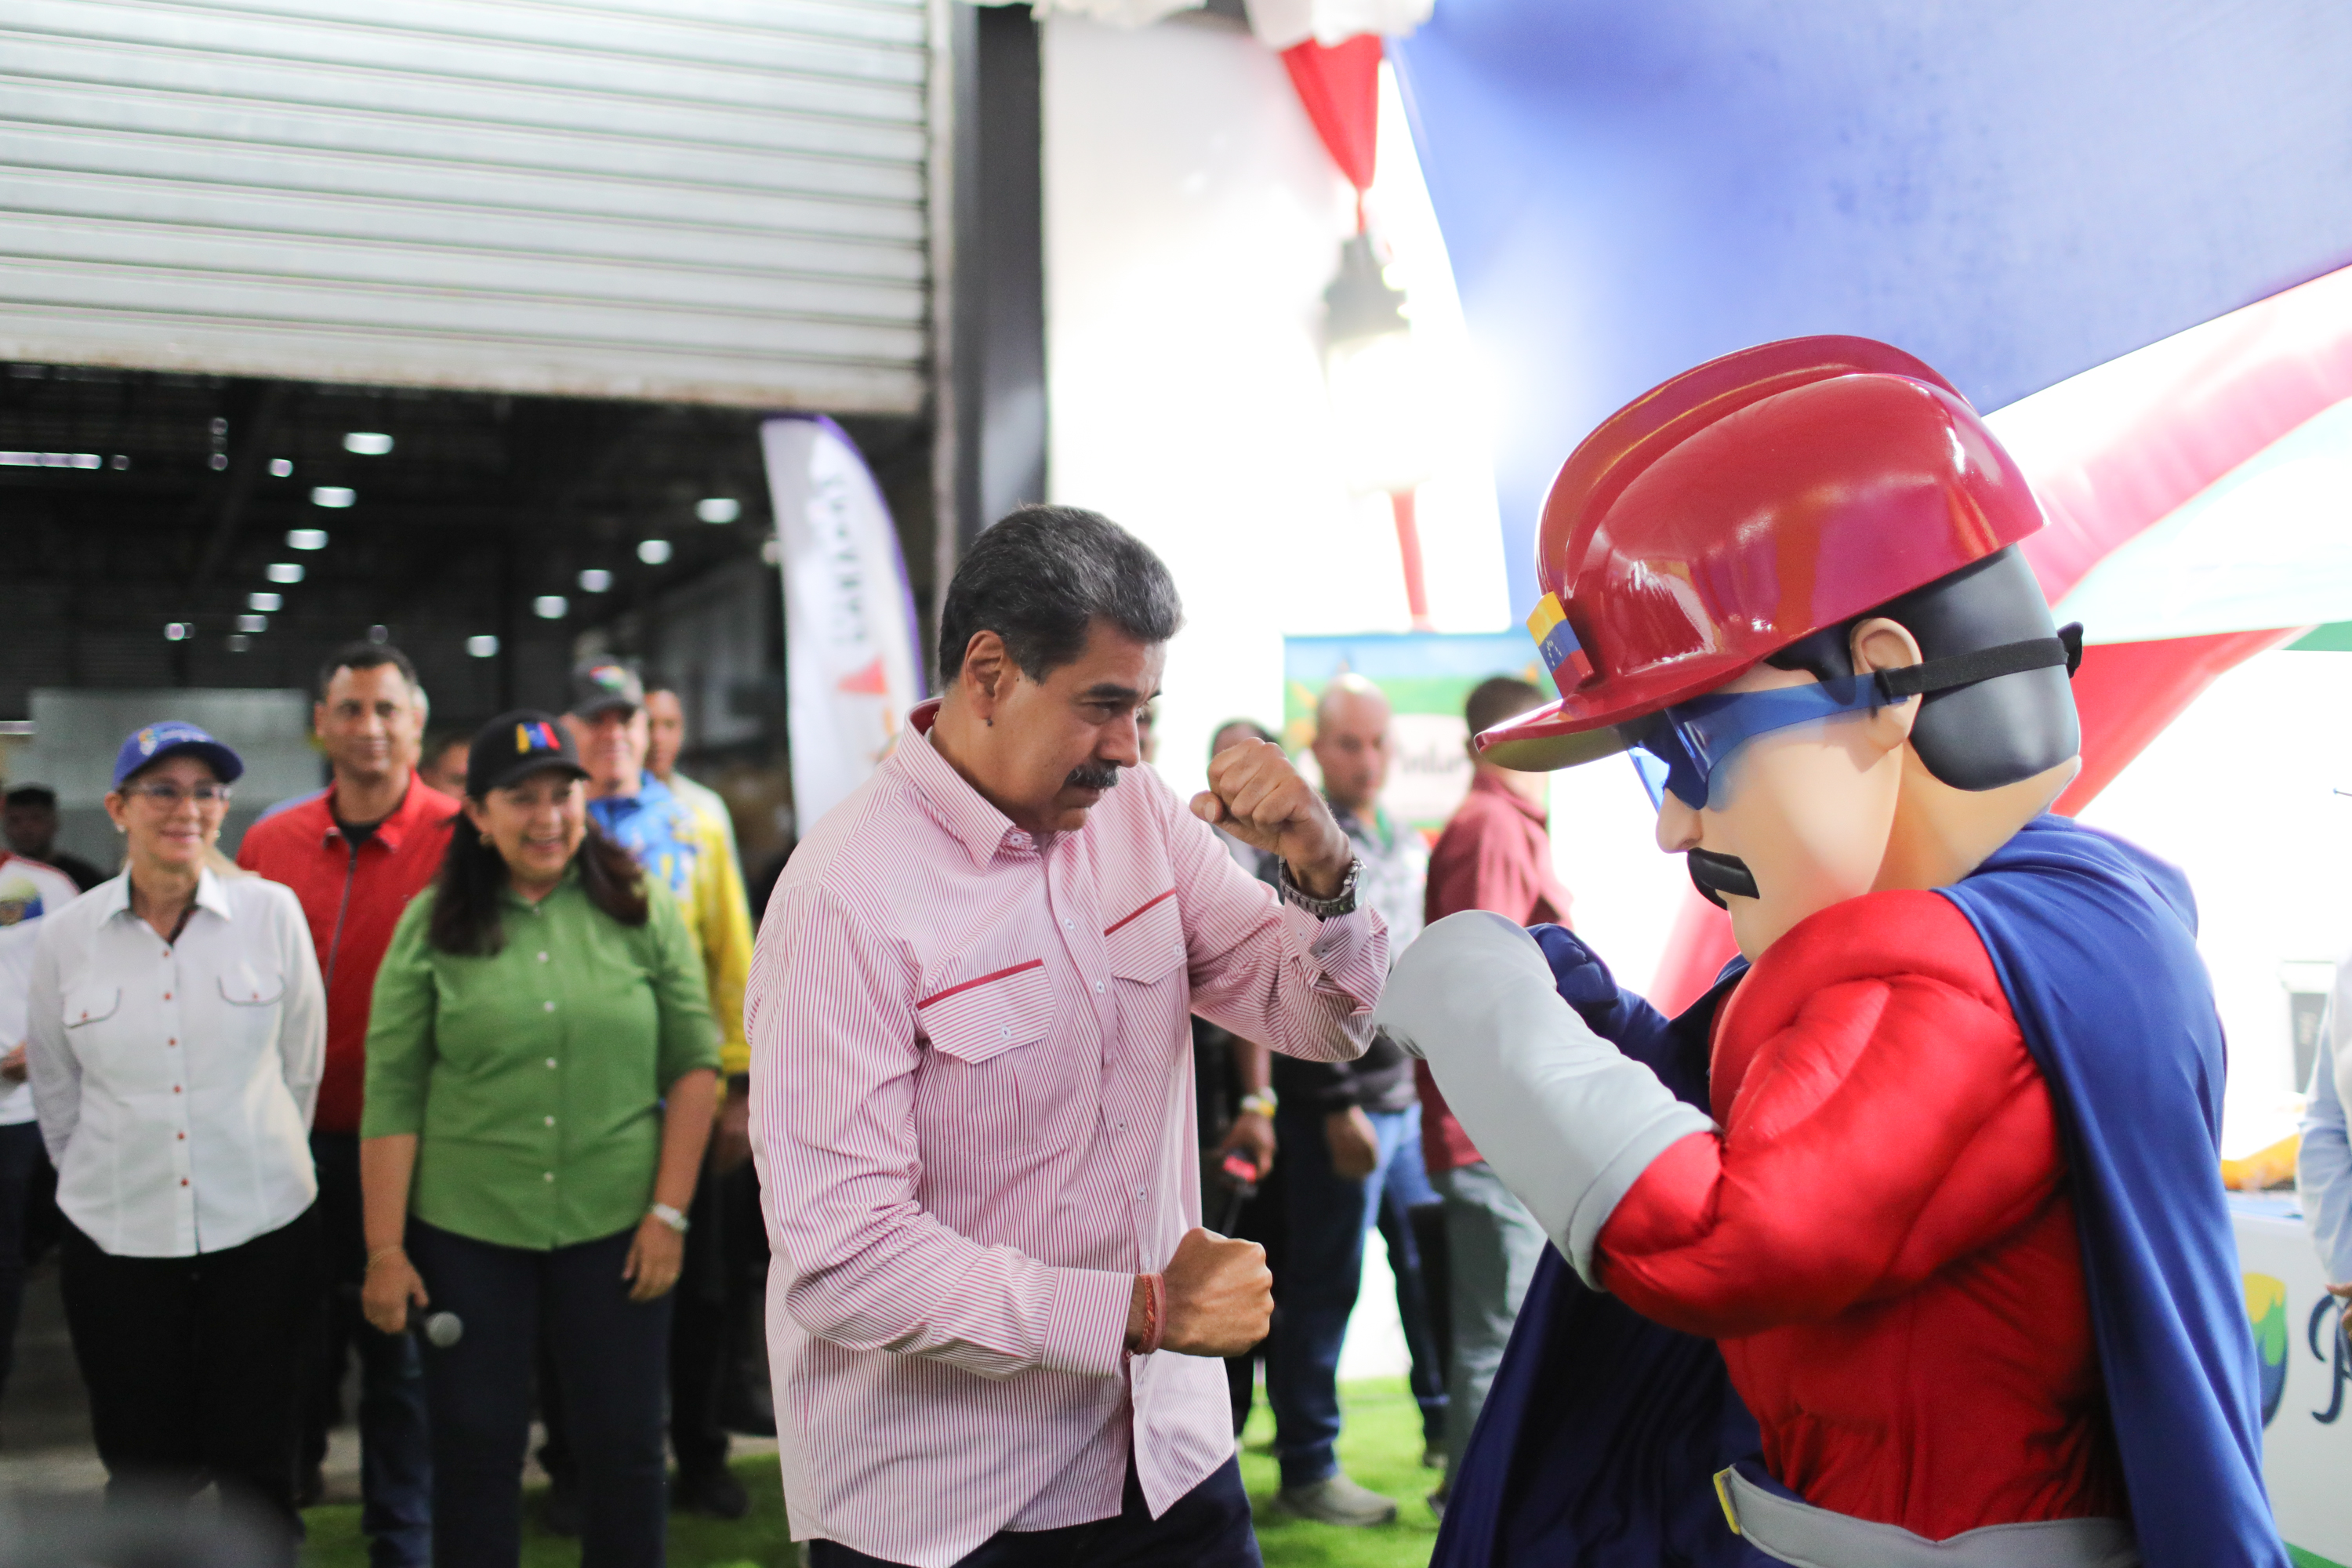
[238,640,456,1563]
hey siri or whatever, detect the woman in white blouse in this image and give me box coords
[25,720,324,1551]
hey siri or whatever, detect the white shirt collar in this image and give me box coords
[98,864,235,924]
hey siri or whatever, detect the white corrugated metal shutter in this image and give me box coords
[0,0,933,412]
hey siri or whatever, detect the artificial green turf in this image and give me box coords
[298,1379,1439,1568]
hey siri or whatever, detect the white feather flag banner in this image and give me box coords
[761,416,926,835]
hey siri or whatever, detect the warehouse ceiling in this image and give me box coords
[0,362,933,724]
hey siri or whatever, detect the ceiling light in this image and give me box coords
[268,458,292,477]
[227,634,251,653]
[637,539,672,565]
[287,528,328,550]
[533,595,568,619]
[343,432,394,456]
[249,592,282,612]
[266,562,303,583]
[163,622,191,641]
[0,451,101,469]
[696,497,740,524]
[466,634,499,658]
[237,613,268,633]
[578,568,613,593]
[310,486,354,508]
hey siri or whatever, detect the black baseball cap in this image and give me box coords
[568,660,644,719]
[466,710,589,798]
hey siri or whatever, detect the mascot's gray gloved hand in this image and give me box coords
[1375,911,1715,1287]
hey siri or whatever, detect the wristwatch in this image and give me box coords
[1238,1089,1278,1120]
[649,1202,690,1235]
[1279,856,1361,920]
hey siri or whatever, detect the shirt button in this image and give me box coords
[543,1171,554,1182]
[544,1116,556,1127]
[1135,1187,1146,1201]
[162,992,172,1000]
[176,1132,185,1140]
[180,1178,189,1187]
[543,1000,556,1012]
[167,1039,176,1047]
[546,1058,558,1069]
[538,952,550,963]
[1094,981,1105,995]
[1062,918,1073,930]
[172,1085,181,1094]
[999,1025,1011,1040]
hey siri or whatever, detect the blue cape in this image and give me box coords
[1434,814,2285,1567]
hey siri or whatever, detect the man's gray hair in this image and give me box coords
[938,506,1183,684]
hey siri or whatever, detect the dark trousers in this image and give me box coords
[1265,1102,1446,1488]
[58,1205,322,1555]
[307,1131,434,1566]
[0,1120,46,1407]
[541,1149,733,1487]
[407,1220,670,1568]
[808,1454,1261,1568]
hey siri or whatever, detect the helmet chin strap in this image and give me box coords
[1687,848,1759,908]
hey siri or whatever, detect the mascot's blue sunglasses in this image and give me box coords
[1624,630,2082,811]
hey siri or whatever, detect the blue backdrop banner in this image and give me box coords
[1389,2,2352,618]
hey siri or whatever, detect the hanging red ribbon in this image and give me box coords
[1282,34,1383,228]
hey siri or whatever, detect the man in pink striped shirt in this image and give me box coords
[749,507,1388,1567]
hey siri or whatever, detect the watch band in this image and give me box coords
[1279,856,1361,920]
[649,1202,690,1235]
[1238,1089,1279,1119]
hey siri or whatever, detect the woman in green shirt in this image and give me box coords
[358,712,719,1568]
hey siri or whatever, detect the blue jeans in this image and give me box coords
[407,1221,672,1568]
[1268,1102,1447,1488]
[309,1131,432,1567]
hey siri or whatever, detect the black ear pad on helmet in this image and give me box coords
[1764,546,2081,793]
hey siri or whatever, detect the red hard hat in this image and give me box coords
[1479,336,2048,771]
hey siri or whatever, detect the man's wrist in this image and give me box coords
[1279,856,1360,918]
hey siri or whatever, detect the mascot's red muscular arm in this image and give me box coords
[1599,890,2123,1537]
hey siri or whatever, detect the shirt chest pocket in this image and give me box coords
[919,960,1054,1065]
[62,984,122,1034]
[214,961,285,1055]
[1105,890,1186,986]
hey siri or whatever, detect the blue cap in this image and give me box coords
[112,721,245,788]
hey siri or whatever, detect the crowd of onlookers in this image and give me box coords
[0,609,1569,1564]
[0,642,772,1568]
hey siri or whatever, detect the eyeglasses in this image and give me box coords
[1626,628,2083,811]
[122,782,234,808]
[1627,677,1882,811]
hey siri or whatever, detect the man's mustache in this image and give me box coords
[1066,761,1122,792]
[1687,848,1759,909]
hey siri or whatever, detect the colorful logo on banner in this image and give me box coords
[2248,1272,2290,1427]
[763,416,924,834]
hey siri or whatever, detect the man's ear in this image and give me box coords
[959,630,1011,718]
[1849,616,1926,752]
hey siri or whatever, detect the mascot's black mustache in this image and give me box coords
[1067,761,1122,791]
[1687,848,1759,908]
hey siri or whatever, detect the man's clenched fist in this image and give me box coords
[1191,739,1352,898]
[1132,1227,1273,1357]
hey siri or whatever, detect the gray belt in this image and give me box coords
[1715,1465,2140,1568]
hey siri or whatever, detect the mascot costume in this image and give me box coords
[1376,337,2287,1568]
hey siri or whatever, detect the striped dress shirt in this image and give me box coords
[749,702,1386,1566]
